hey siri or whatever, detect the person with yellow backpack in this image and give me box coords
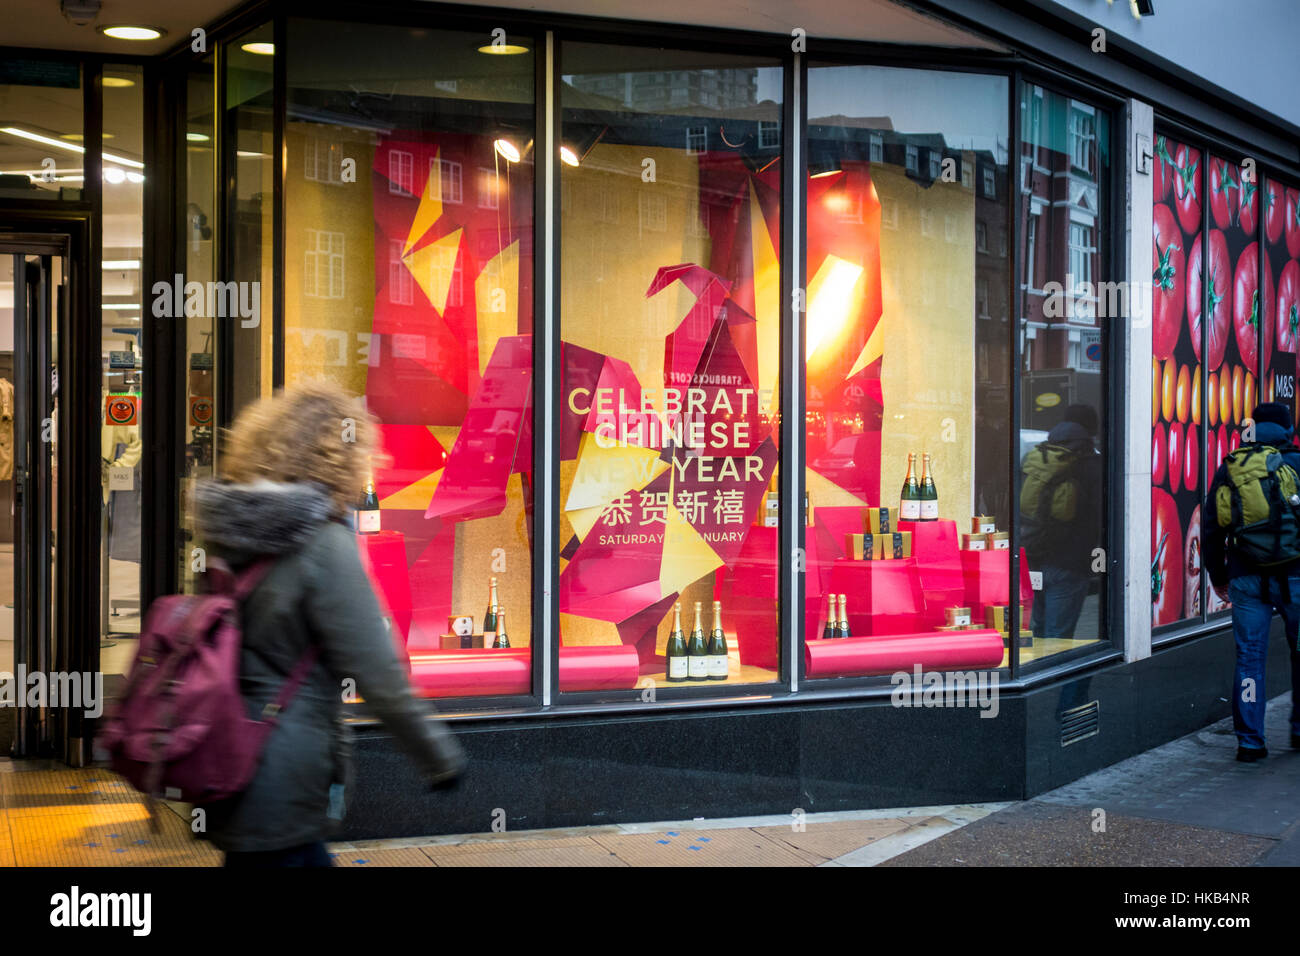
[1203,402,1300,763]
[1019,406,1103,641]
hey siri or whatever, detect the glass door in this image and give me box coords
[4,247,63,756]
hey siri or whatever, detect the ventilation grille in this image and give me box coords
[1061,700,1099,746]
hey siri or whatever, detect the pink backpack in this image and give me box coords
[98,559,318,818]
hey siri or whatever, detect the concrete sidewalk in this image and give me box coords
[883,694,1300,866]
[1,696,1295,866]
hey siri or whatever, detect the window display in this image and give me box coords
[1265,174,1299,440]
[802,65,1015,678]
[1016,83,1110,661]
[284,19,537,698]
[558,44,784,693]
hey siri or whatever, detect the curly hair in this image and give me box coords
[220,381,377,516]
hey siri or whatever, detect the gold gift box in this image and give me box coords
[984,604,1026,632]
[971,516,996,534]
[986,531,1011,550]
[440,633,486,649]
[960,533,987,551]
[866,506,897,536]
[1001,629,1034,648]
[845,532,874,560]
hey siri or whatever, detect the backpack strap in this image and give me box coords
[259,645,321,723]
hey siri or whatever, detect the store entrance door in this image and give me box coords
[0,241,65,758]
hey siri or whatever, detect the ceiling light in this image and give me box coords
[0,127,144,169]
[104,167,125,184]
[559,145,579,167]
[477,41,529,55]
[102,76,135,88]
[241,42,275,56]
[494,138,520,163]
[102,303,140,310]
[61,133,113,141]
[186,132,210,142]
[102,260,140,270]
[126,171,144,183]
[100,25,164,41]
[808,152,843,179]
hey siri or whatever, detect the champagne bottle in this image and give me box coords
[358,479,381,533]
[920,453,939,520]
[900,453,921,521]
[837,593,851,639]
[822,592,837,640]
[687,601,709,681]
[666,602,688,682]
[707,600,728,680]
[492,608,511,648]
[483,577,499,635]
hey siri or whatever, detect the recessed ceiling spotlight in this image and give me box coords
[102,76,135,88]
[241,42,275,56]
[99,25,165,41]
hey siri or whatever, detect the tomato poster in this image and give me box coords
[1151,135,1207,627]
[1264,176,1300,449]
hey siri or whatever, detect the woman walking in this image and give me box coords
[194,382,464,866]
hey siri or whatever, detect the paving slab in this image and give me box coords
[880,802,1274,867]
[592,827,812,867]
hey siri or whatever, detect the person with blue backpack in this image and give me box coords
[1203,402,1300,763]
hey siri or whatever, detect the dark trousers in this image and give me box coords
[224,841,333,868]
[1227,573,1300,750]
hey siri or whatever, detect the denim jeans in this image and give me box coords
[1227,573,1300,751]
[1030,565,1090,639]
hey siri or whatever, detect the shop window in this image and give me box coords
[560,42,784,695]
[388,239,413,305]
[806,62,1011,679]
[1018,82,1111,662]
[304,136,345,184]
[478,167,500,209]
[433,157,462,204]
[284,19,536,701]
[388,150,414,195]
[303,229,344,299]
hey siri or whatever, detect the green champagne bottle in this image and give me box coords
[687,601,709,681]
[358,479,381,533]
[900,453,921,521]
[666,602,688,682]
[483,577,499,635]
[707,600,728,680]
[492,607,510,648]
[822,591,836,640]
[920,453,938,520]
[837,593,851,639]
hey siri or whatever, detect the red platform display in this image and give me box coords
[805,629,1005,678]
[408,644,641,698]
[357,530,414,649]
[827,558,925,636]
[897,519,966,628]
[960,547,1035,622]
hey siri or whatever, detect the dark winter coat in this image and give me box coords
[1203,421,1300,587]
[194,479,464,853]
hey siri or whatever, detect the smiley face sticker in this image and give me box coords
[105,393,138,427]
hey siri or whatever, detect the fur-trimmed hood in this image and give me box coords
[195,480,335,557]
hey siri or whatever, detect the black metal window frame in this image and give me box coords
[132,0,1297,720]
[1149,116,1300,648]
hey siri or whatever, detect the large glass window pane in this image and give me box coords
[559,45,783,695]
[1265,173,1299,447]
[0,58,83,200]
[1150,133,1205,627]
[1017,83,1110,661]
[285,20,535,700]
[179,56,217,594]
[100,64,145,677]
[805,65,1012,680]
[225,26,275,413]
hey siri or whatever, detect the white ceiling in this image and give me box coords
[1,0,1003,52]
